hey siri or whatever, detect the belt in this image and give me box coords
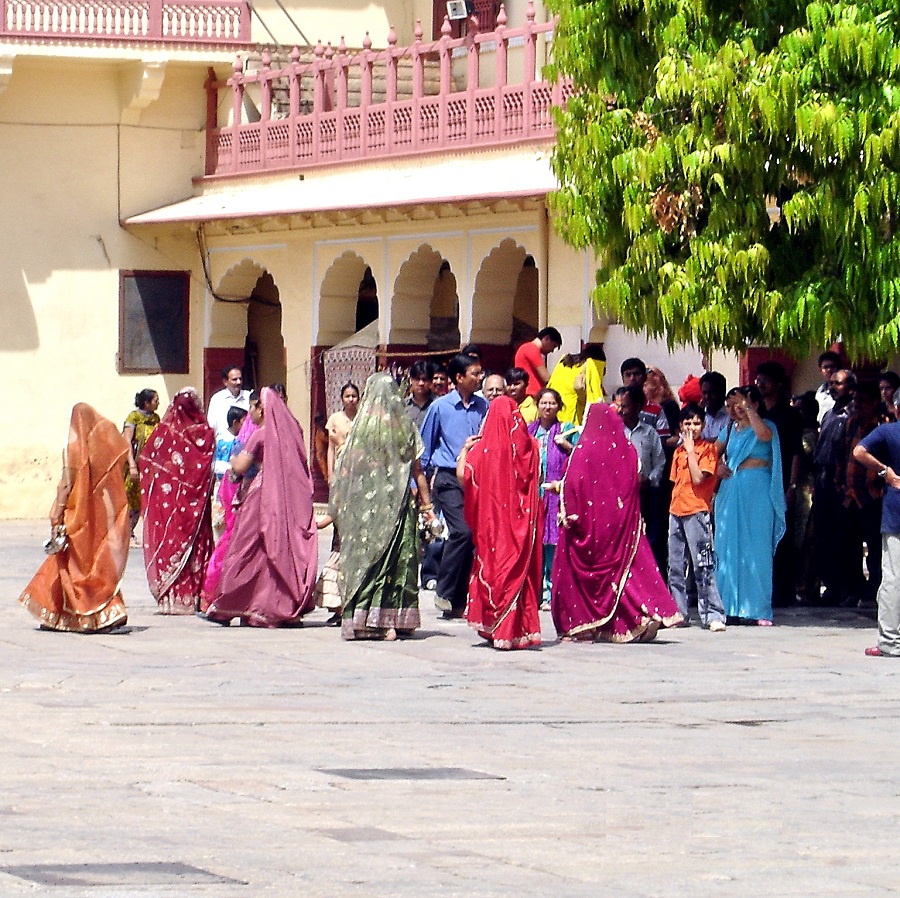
[436,466,457,474]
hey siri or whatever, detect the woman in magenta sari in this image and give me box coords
[140,388,215,614]
[458,395,543,650]
[206,388,317,627]
[199,411,259,611]
[552,402,683,642]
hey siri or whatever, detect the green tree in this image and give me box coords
[545,0,900,359]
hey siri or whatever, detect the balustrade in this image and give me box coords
[0,0,250,44]
[204,1,573,177]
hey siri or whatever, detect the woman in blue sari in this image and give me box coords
[714,385,786,625]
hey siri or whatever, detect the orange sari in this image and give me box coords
[20,404,130,632]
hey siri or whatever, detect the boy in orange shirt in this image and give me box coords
[668,403,727,631]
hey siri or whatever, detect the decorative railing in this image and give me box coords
[0,0,250,45]
[204,1,572,177]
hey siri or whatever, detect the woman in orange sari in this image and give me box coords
[20,403,130,632]
[458,395,543,650]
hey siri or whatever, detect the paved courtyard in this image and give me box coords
[1,519,899,897]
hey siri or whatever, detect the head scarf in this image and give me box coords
[329,372,423,603]
[463,395,542,647]
[140,388,215,604]
[257,387,318,612]
[19,404,130,631]
[552,402,669,637]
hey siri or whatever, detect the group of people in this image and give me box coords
[19,344,900,659]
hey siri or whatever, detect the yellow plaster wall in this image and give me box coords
[0,58,212,517]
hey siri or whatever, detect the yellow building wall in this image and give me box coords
[0,56,211,517]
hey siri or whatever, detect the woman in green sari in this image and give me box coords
[122,388,160,545]
[330,372,436,640]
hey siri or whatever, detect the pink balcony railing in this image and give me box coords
[204,1,573,177]
[0,0,250,45]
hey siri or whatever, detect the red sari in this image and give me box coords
[20,404,130,632]
[551,402,682,642]
[140,389,215,614]
[463,396,543,649]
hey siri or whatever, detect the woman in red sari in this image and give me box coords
[458,395,543,650]
[552,402,682,642]
[206,388,317,627]
[20,403,130,632]
[140,388,215,614]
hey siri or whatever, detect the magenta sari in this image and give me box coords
[207,388,317,626]
[199,414,259,611]
[551,403,682,642]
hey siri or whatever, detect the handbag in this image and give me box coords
[43,523,68,555]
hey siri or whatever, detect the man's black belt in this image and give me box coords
[436,466,457,474]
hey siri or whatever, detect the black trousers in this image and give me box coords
[432,469,473,611]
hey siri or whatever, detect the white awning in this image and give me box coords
[123,149,557,225]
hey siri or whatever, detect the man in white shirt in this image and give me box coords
[700,371,730,441]
[207,365,251,440]
[815,350,841,423]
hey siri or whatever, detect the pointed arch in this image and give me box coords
[316,250,377,346]
[390,243,459,348]
[470,238,538,345]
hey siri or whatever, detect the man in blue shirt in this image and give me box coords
[853,387,900,658]
[420,353,488,617]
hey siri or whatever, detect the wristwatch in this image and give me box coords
[878,467,889,478]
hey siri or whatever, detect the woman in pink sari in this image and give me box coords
[206,388,317,627]
[552,402,682,642]
[199,411,259,611]
[140,388,215,614]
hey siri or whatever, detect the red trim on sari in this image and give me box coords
[140,389,215,614]
[463,396,543,649]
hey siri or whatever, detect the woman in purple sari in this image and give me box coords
[552,402,683,642]
[527,388,577,609]
[206,388,317,627]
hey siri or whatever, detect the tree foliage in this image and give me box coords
[545,0,900,358]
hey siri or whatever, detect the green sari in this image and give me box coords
[123,408,160,513]
[330,373,422,639]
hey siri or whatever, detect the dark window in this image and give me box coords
[119,271,190,374]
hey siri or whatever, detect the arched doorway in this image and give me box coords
[206,258,286,403]
[471,238,539,372]
[245,272,286,390]
[390,244,459,350]
[312,251,379,501]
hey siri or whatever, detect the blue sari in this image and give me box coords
[715,422,786,621]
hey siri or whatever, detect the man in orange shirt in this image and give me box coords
[668,403,726,631]
[513,327,562,398]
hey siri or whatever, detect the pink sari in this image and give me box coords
[140,389,215,614]
[199,414,259,611]
[551,403,682,642]
[207,388,317,626]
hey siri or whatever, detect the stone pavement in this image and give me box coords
[1,519,899,897]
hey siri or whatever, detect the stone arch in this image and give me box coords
[470,238,536,345]
[389,243,459,348]
[209,257,267,346]
[316,251,376,346]
[511,254,539,345]
[246,272,286,389]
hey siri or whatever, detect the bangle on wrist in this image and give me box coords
[419,502,434,511]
